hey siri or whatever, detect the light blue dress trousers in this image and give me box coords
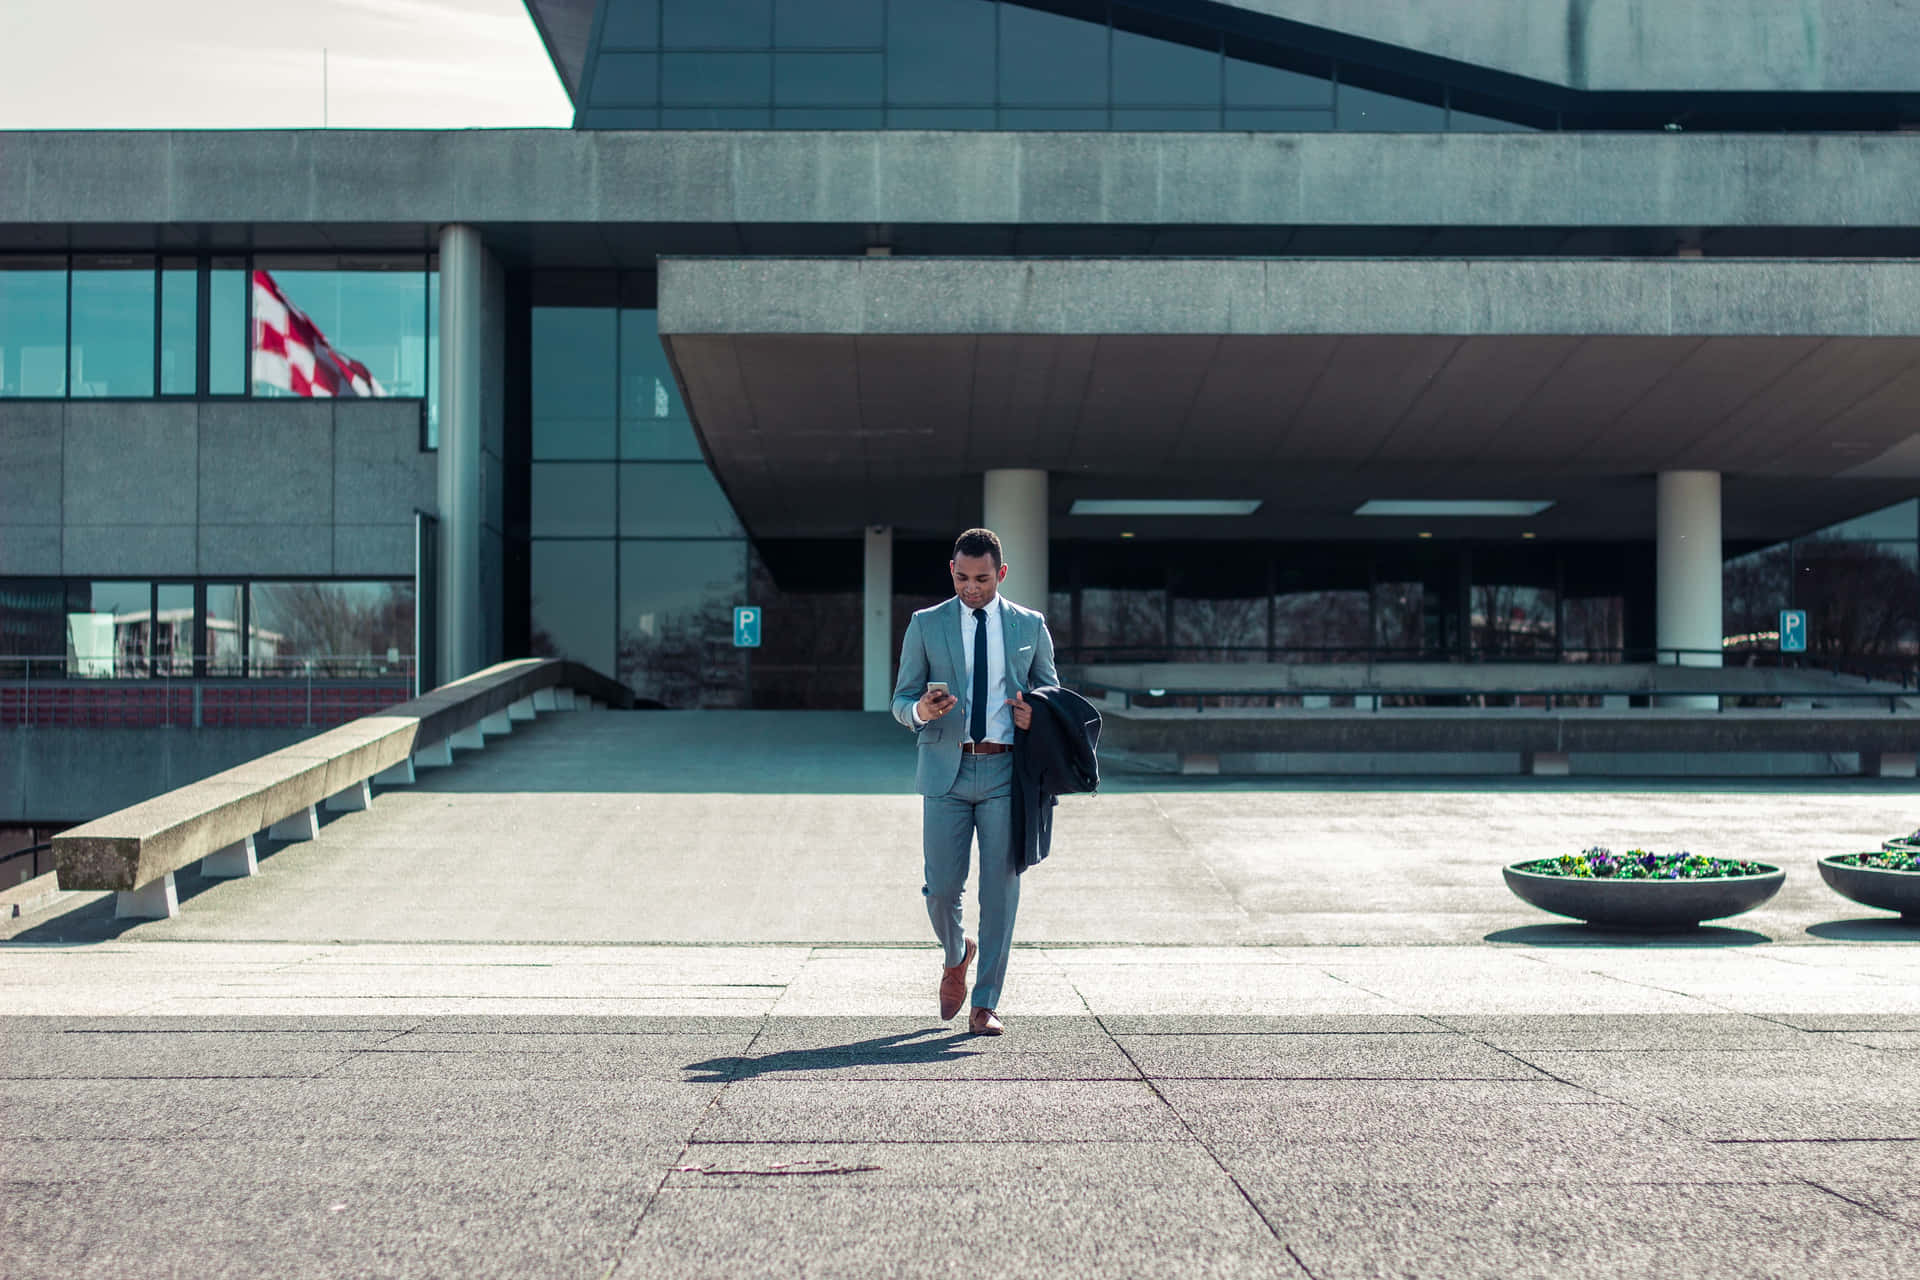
[921,752,1020,1010]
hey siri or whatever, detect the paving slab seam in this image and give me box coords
[1799,1180,1912,1225]
[1093,1012,1317,1278]
[593,1012,779,1280]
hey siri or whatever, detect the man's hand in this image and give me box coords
[1008,691,1032,732]
[916,687,957,722]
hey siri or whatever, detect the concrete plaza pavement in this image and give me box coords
[4,710,1920,1278]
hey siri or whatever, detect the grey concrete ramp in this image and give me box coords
[7,708,1920,945]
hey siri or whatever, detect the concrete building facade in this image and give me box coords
[3,0,1919,843]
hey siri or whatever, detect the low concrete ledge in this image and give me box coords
[52,658,631,915]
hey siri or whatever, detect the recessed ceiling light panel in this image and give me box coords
[1355,500,1555,518]
[1069,499,1262,517]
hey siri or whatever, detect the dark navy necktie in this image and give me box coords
[970,607,989,743]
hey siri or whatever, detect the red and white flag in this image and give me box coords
[251,270,386,398]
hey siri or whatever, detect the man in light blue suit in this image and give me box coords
[892,528,1058,1036]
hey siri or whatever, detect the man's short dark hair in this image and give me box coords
[953,528,1003,568]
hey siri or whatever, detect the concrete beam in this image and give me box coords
[10,131,1920,231]
[660,257,1920,340]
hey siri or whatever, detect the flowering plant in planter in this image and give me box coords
[1829,847,1920,872]
[1878,828,1920,856]
[1513,847,1770,880]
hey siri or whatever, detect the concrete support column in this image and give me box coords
[983,469,1048,611]
[436,223,485,685]
[1656,470,1723,710]
[863,525,894,712]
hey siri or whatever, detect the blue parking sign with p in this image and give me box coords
[1779,609,1807,653]
[733,606,761,648]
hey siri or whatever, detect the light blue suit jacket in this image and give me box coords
[891,596,1060,798]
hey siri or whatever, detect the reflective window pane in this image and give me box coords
[1336,76,1446,131]
[887,107,995,128]
[581,108,661,128]
[593,52,660,105]
[208,261,247,395]
[601,0,661,46]
[251,262,429,400]
[618,538,748,706]
[775,107,885,127]
[1273,589,1370,655]
[532,539,617,676]
[206,583,245,674]
[885,0,994,105]
[1225,108,1332,130]
[774,51,883,104]
[532,463,618,536]
[1113,108,1219,130]
[1000,1,1108,105]
[620,463,744,537]
[68,581,150,677]
[663,0,770,48]
[0,259,68,397]
[155,584,194,675]
[247,582,414,676]
[1448,88,1552,132]
[776,0,883,48]
[619,309,702,459]
[662,53,772,105]
[0,578,75,661]
[70,258,155,397]
[533,307,617,458]
[1562,595,1625,660]
[1224,39,1332,108]
[661,107,773,126]
[1000,108,1107,128]
[1079,588,1167,659]
[1111,14,1219,107]
[1815,499,1918,541]
[1797,540,1919,656]
[1471,584,1556,656]
[160,263,198,395]
[426,267,439,446]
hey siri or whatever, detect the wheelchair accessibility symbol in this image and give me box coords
[733,607,761,648]
[1779,609,1807,653]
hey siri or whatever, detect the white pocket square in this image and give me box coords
[1019,644,1033,652]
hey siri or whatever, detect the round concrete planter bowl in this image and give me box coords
[1503,863,1786,930]
[1818,857,1920,920]
[1881,837,1920,855]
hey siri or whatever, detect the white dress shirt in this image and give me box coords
[911,594,1012,742]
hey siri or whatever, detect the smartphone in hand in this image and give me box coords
[926,682,948,697]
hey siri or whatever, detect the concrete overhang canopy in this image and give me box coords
[657,256,1920,543]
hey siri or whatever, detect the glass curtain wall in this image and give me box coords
[0,255,437,435]
[578,0,1541,131]
[0,579,412,678]
[528,274,750,708]
[1725,499,1920,676]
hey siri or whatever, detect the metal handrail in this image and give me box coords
[0,653,415,679]
[1063,647,1919,686]
[1090,684,1920,715]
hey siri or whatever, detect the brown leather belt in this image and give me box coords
[961,741,1013,755]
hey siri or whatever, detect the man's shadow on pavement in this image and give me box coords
[685,1027,983,1082]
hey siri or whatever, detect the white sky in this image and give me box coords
[0,0,573,129]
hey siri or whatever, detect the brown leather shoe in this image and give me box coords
[968,1007,1004,1036]
[939,937,977,1020]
